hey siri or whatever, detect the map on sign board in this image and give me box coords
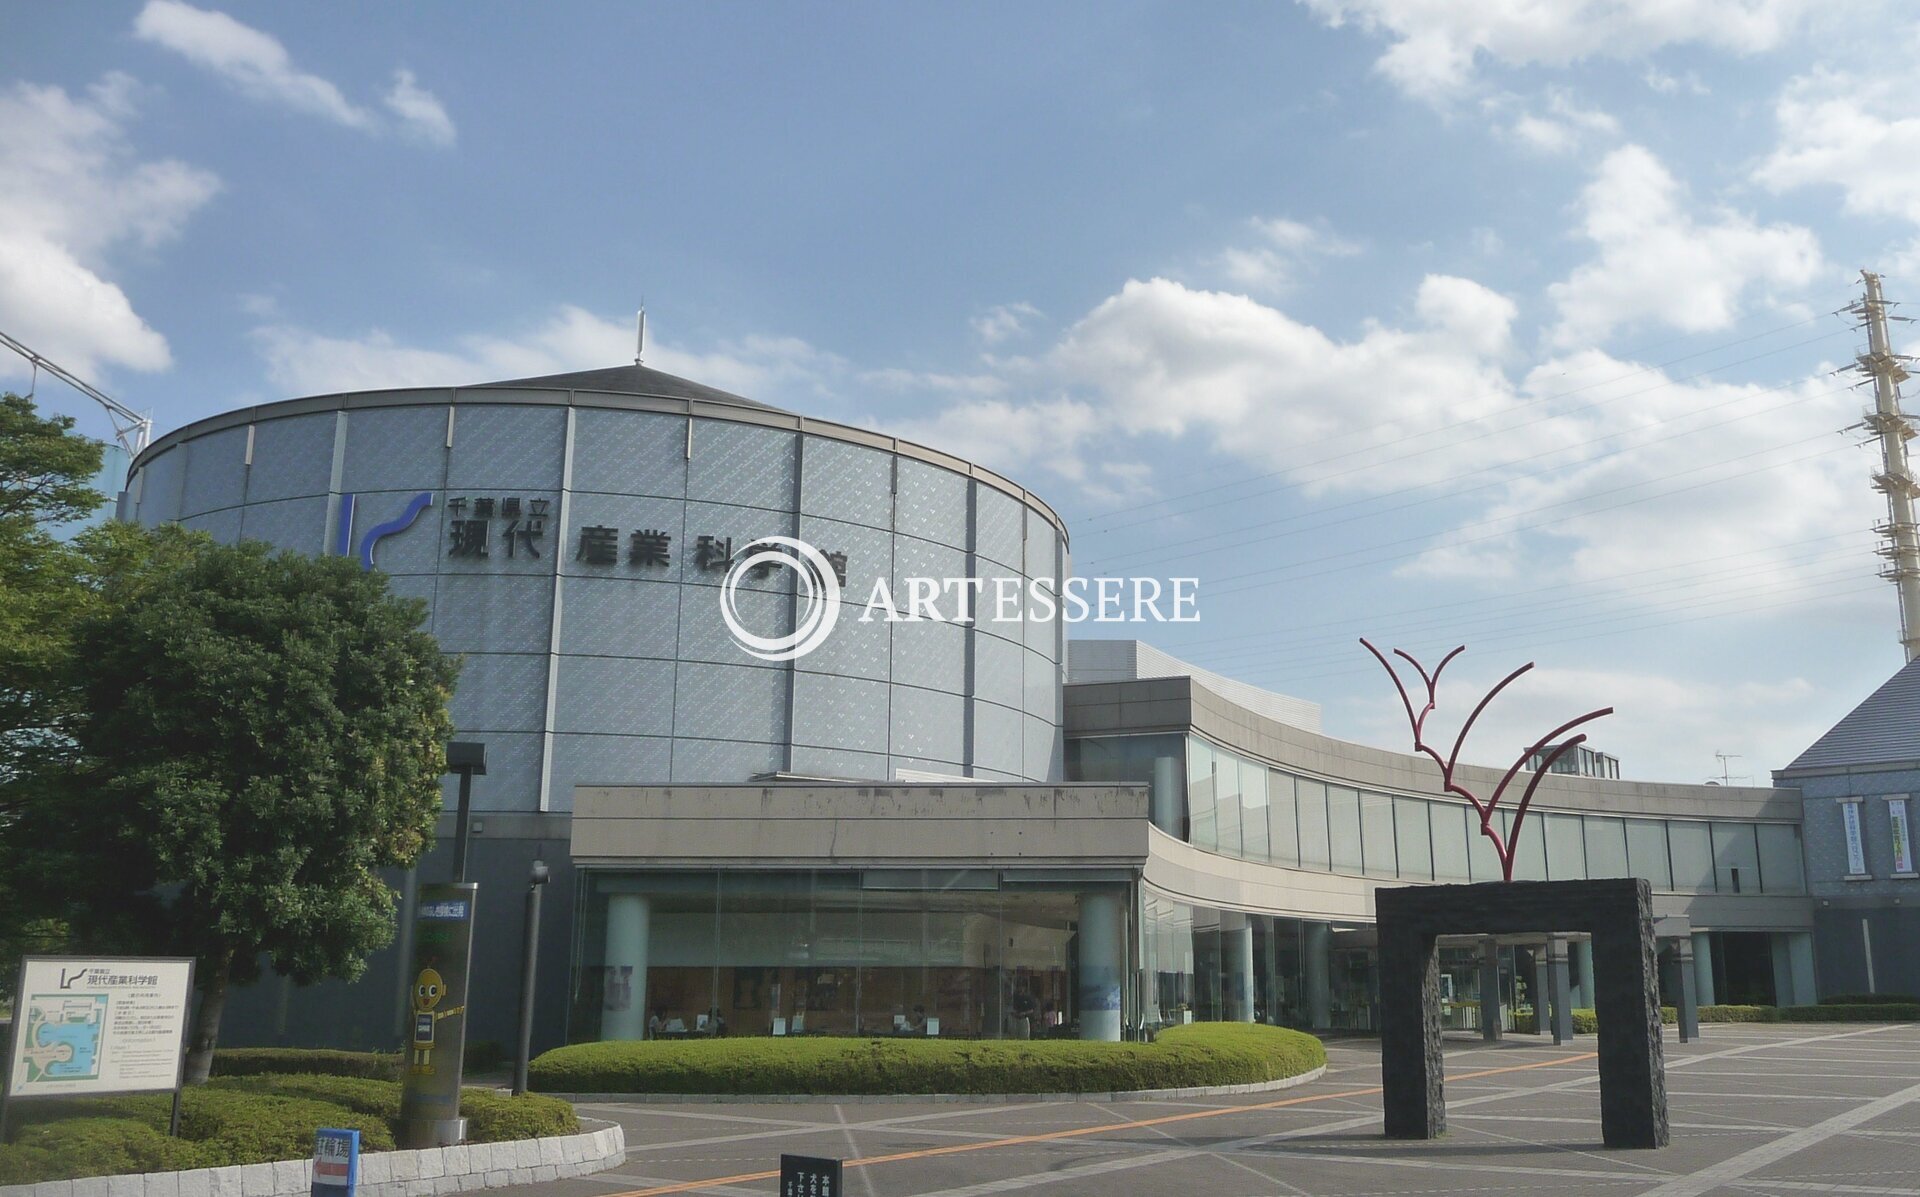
[6,958,194,1098]
[19,994,107,1083]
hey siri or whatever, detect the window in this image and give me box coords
[1668,821,1715,891]
[1756,823,1804,893]
[1240,758,1270,862]
[1268,771,1299,866]
[1505,810,1548,881]
[1297,778,1331,868]
[1328,787,1363,873]
[1215,747,1242,857]
[1394,796,1433,880]
[1583,816,1630,878]
[1710,822,1759,893]
[1360,792,1397,878]
[1543,813,1587,881]
[1186,738,1216,851]
[1625,819,1672,890]
[1431,801,1472,881]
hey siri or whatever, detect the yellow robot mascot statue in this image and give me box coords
[409,966,465,1075]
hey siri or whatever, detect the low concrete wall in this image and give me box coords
[0,1121,624,1197]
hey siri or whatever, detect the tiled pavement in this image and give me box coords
[495,1024,1920,1196]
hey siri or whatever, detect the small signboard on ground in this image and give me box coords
[779,1154,843,1196]
[312,1127,360,1197]
[5,957,194,1098]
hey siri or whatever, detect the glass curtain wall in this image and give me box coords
[573,870,1128,1044]
[1068,735,1805,896]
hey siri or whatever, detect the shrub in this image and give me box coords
[211,1048,399,1080]
[1821,992,1920,1006]
[1570,1007,1678,1034]
[1776,1003,1920,1022]
[460,1089,579,1140]
[0,1074,575,1184]
[0,1118,205,1181]
[528,1023,1326,1096]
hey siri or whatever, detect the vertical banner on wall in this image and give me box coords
[1888,797,1914,875]
[398,882,477,1148]
[1841,800,1869,877]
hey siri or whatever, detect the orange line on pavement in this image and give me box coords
[604,1050,1600,1196]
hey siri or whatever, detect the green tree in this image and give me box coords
[0,393,106,993]
[17,537,459,1081]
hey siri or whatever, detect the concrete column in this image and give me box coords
[1078,891,1124,1041]
[1220,912,1255,1022]
[1572,938,1596,1010]
[602,893,650,1041]
[1151,753,1183,836]
[1673,941,1699,1042]
[1480,939,1503,1041]
[1786,931,1817,1007]
[1261,919,1281,1024]
[1304,921,1332,1028]
[1691,932,1717,1007]
[1546,936,1573,1044]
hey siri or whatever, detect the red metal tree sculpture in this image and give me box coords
[1361,639,1613,883]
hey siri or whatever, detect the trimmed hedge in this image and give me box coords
[0,1074,575,1185]
[1569,1002,1920,1033]
[211,1048,399,1080]
[528,1022,1326,1096]
[1821,992,1919,1006]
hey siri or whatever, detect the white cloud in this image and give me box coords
[1301,0,1815,103]
[135,1,371,128]
[0,73,219,379]
[880,396,1105,487]
[134,2,455,145]
[1041,274,1522,485]
[971,302,1041,346]
[1217,216,1361,294]
[1547,145,1823,347]
[251,306,847,409]
[1499,89,1620,155]
[1644,66,1709,95]
[1756,65,1920,225]
[384,70,456,146]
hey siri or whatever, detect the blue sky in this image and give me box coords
[7,1,1920,783]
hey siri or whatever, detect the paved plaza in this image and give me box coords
[500,1024,1920,1197]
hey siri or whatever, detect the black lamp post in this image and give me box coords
[445,741,487,882]
[513,858,551,1095]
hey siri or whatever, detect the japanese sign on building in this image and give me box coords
[6,957,193,1098]
[436,493,849,585]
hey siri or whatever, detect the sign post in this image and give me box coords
[3,957,195,1143]
[398,882,478,1148]
[312,1128,360,1197]
[779,1154,843,1196]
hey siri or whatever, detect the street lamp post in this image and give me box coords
[513,859,551,1096]
[445,741,487,882]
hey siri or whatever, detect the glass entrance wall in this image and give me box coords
[1138,888,1359,1033]
[572,869,1130,1043]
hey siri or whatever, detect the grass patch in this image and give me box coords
[0,1074,577,1185]
[529,1022,1326,1096]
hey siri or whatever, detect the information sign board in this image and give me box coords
[779,1154,843,1196]
[5,957,194,1099]
[397,882,477,1147]
[312,1127,359,1197]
